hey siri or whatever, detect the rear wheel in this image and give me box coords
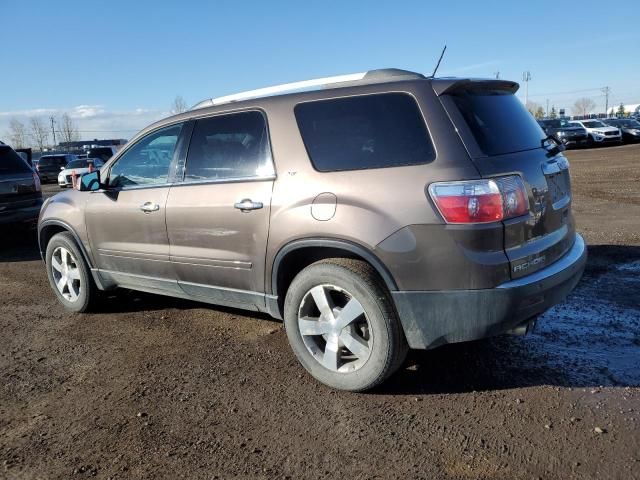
[284,258,407,391]
[45,232,98,313]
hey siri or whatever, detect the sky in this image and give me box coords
[1,0,639,142]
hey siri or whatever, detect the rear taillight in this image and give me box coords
[33,172,41,192]
[429,175,529,224]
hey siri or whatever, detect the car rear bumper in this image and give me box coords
[0,199,43,226]
[392,233,587,349]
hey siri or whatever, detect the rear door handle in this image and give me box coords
[234,199,263,212]
[140,201,160,213]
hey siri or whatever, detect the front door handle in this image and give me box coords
[140,201,160,213]
[234,199,263,212]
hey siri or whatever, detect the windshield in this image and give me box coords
[87,148,114,161]
[611,119,640,128]
[541,118,574,129]
[448,88,546,156]
[65,159,98,169]
[582,120,607,128]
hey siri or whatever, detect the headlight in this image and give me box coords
[557,131,566,136]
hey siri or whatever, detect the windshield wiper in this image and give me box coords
[542,135,565,157]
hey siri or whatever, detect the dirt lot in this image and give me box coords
[1,144,639,479]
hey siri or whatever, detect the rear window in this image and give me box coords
[294,93,435,172]
[0,146,31,174]
[449,89,546,156]
[39,156,67,166]
[66,159,100,169]
[87,148,114,161]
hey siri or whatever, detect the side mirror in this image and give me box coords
[79,171,103,191]
[60,166,65,170]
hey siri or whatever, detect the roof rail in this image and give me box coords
[190,72,366,110]
[189,68,425,110]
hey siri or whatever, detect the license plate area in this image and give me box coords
[542,159,571,209]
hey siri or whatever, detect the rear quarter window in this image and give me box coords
[294,93,435,172]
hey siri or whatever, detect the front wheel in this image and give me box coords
[284,258,407,391]
[45,232,98,313]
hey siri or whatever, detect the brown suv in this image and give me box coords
[38,69,586,391]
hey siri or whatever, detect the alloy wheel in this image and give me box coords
[297,284,373,373]
[51,247,82,302]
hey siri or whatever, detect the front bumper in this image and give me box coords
[392,233,587,349]
[562,136,589,147]
[592,134,621,143]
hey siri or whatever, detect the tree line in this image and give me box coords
[6,113,79,151]
[525,97,631,120]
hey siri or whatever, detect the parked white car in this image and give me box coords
[58,158,104,188]
[570,120,622,145]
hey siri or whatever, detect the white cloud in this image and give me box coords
[70,105,106,118]
[0,104,169,142]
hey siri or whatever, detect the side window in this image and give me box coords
[184,111,273,181]
[294,93,435,172]
[109,124,183,188]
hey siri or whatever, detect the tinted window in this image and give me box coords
[295,93,434,172]
[184,111,273,181]
[87,147,114,162]
[0,146,31,174]
[449,89,546,156]
[66,159,102,169]
[582,120,606,128]
[109,124,182,188]
[39,156,68,167]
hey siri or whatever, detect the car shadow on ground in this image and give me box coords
[0,229,41,262]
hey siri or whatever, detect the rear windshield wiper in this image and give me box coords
[542,135,565,157]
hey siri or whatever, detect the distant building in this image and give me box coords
[58,138,127,151]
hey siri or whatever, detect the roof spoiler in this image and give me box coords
[432,78,520,96]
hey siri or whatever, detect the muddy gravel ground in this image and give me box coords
[1,144,639,479]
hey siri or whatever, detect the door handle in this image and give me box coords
[234,198,263,212]
[139,201,160,213]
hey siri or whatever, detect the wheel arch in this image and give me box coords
[39,219,93,268]
[270,238,398,317]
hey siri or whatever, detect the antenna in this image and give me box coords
[430,45,447,78]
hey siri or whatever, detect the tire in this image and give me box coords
[284,258,408,391]
[45,232,98,313]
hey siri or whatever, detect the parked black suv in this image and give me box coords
[0,142,43,228]
[538,118,589,148]
[36,154,77,183]
[602,118,640,143]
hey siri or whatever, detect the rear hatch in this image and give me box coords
[437,80,575,279]
[0,145,42,211]
[37,155,68,175]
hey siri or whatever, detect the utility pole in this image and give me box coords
[522,71,532,106]
[494,71,500,79]
[546,99,549,117]
[49,116,57,147]
[602,86,610,117]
